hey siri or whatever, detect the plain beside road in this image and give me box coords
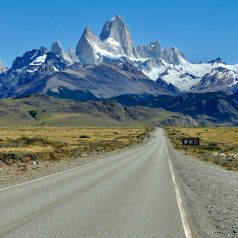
[0,127,150,188]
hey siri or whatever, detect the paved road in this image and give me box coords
[0,128,188,238]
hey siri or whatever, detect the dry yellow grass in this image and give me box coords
[171,127,238,147]
[0,146,53,153]
[166,127,238,171]
[0,127,146,143]
[0,127,151,165]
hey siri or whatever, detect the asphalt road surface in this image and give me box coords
[0,128,191,238]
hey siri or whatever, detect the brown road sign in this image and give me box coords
[182,138,200,146]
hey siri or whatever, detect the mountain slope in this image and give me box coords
[191,67,238,93]
[113,92,238,125]
[0,45,178,100]
[0,47,68,99]
[143,58,238,91]
[29,62,176,99]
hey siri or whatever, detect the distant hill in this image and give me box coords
[113,92,238,126]
[1,92,236,126]
[0,95,183,127]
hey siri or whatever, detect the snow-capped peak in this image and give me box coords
[191,66,238,92]
[142,56,238,92]
[11,47,48,72]
[76,15,187,69]
[208,57,226,65]
[75,15,203,92]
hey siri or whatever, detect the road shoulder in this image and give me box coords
[0,134,154,189]
[165,135,238,238]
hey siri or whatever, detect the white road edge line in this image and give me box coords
[0,139,149,192]
[164,138,193,238]
[0,152,121,192]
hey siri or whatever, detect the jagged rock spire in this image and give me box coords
[163,47,185,65]
[66,46,79,63]
[137,41,162,59]
[75,15,186,66]
[100,15,137,57]
[50,40,65,58]
[76,26,100,65]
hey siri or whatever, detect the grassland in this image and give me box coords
[166,127,238,171]
[0,127,151,167]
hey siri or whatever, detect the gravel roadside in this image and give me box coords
[166,137,238,238]
[0,137,151,189]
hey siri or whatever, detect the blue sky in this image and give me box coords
[0,0,237,67]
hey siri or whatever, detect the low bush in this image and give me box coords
[79,135,91,139]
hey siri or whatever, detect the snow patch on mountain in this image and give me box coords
[143,57,238,91]
[105,37,121,48]
[29,54,47,66]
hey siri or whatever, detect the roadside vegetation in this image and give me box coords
[166,127,238,171]
[0,127,152,167]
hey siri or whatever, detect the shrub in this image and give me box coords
[19,137,49,145]
[11,152,21,160]
[79,135,91,139]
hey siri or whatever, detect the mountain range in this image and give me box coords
[74,15,238,93]
[0,15,238,125]
[1,15,238,100]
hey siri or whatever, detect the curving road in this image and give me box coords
[0,128,190,238]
